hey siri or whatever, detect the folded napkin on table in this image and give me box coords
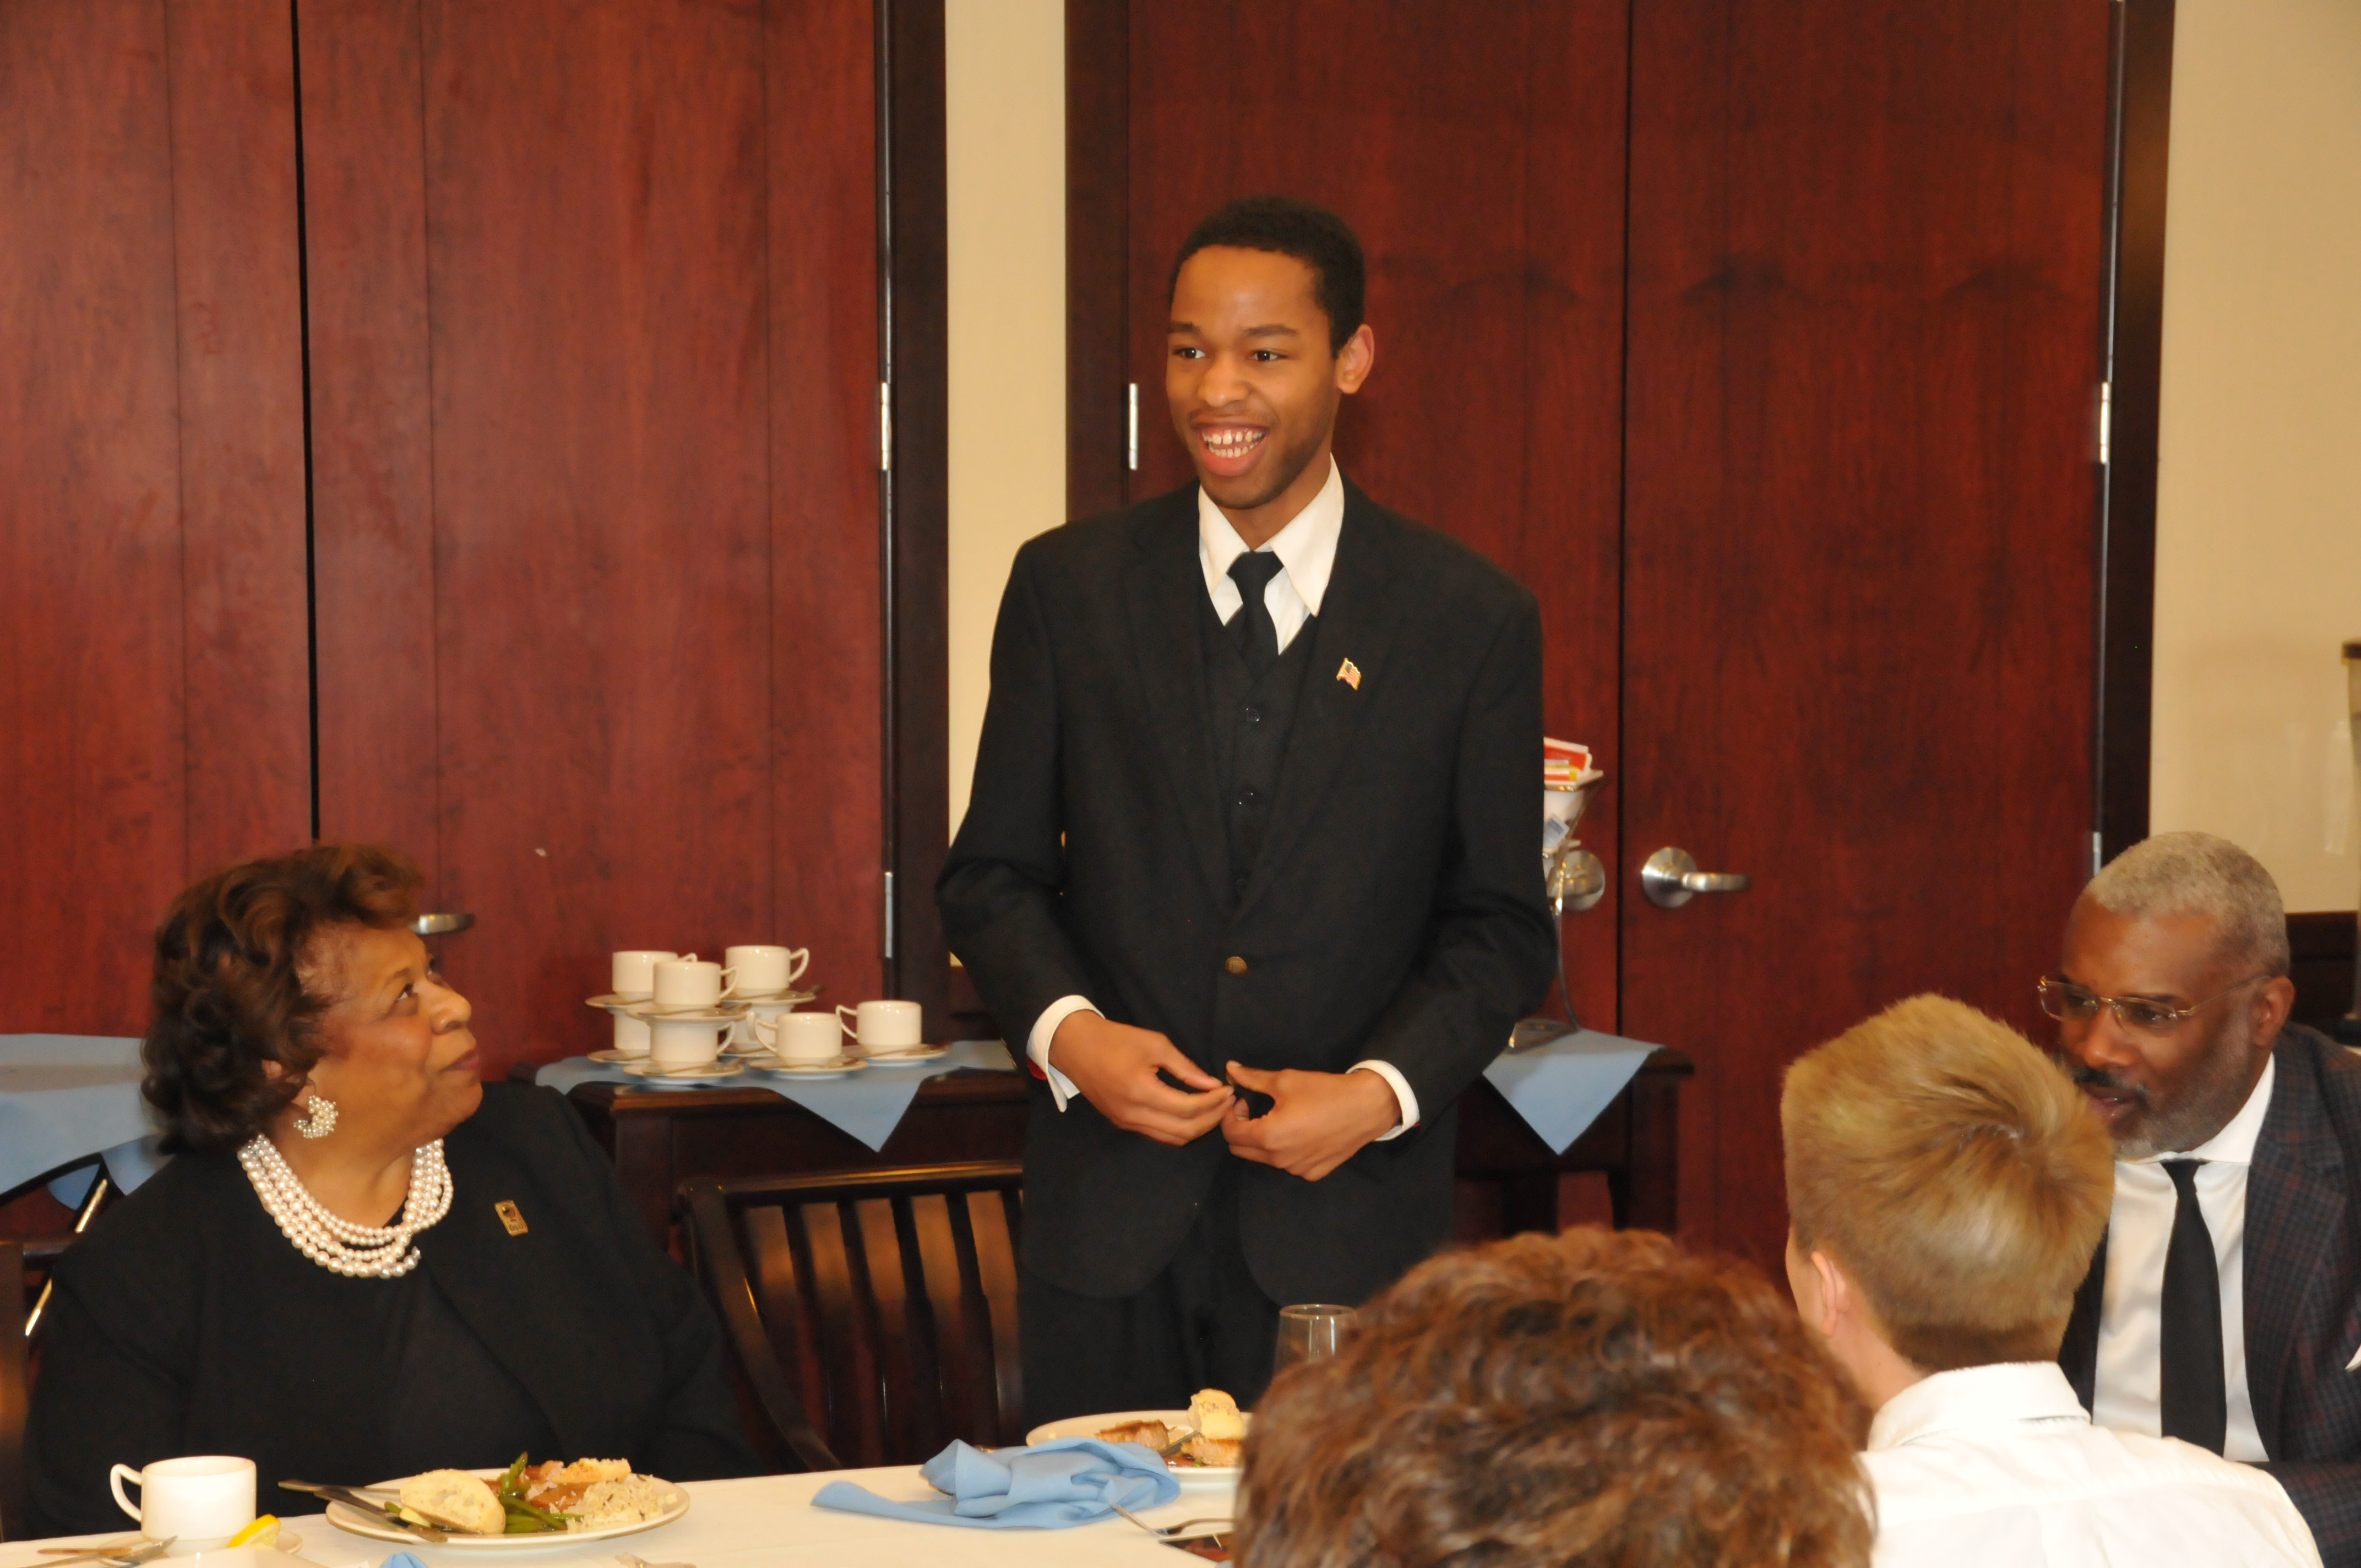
[811,1437,1180,1528]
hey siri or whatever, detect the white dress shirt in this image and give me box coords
[1026,461,1419,1137]
[2094,1053,2276,1460]
[1865,1362,2320,1567]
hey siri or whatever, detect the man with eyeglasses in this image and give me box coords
[2047,830,2361,1564]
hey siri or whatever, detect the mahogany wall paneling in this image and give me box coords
[2095,0,2175,860]
[302,0,442,882]
[1619,0,2110,1265]
[882,0,950,1037]
[1064,0,1127,518]
[770,0,886,1018]
[1102,0,1633,1023]
[0,0,309,1035]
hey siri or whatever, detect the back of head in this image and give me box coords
[2083,830,2289,976]
[145,842,422,1153]
[1238,1227,1872,1568]
[1783,994,2113,1370]
[1169,195,1365,352]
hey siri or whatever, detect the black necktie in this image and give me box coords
[1227,552,1284,677]
[2159,1158,2228,1453]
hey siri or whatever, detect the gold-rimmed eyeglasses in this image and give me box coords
[2036,972,2271,1036]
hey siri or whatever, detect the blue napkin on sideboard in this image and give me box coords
[810,1436,1180,1528]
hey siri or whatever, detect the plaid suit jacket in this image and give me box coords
[2062,1023,2361,1564]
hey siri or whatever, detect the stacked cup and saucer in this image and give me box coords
[585,946,819,1087]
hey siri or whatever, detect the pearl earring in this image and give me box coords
[293,1092,339,1139]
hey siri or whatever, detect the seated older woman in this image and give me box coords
[26,843,756,1535]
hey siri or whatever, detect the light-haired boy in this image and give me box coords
[1783,994,2320,1566]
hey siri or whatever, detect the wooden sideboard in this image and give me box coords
[538,1051,1692,1246]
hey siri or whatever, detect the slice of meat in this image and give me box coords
[1094,1419,1172,1449]
[1184,1435,1242,1468]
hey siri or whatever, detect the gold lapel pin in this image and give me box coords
[494,1200,529,1237]
[1337,658,1362,690]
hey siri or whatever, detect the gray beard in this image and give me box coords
[2113,1014,2262,1159]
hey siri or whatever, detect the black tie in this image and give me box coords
[2159,1158,2228,1453]
[1227,552,1284,677]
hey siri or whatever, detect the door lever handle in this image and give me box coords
[1641,847,1751,908]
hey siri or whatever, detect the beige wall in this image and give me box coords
[944,0,1066,840]
[2151,0,2361,912]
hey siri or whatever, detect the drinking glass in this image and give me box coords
[1272,1303,1357,1375]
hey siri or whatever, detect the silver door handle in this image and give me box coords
[1641,847,1751,908]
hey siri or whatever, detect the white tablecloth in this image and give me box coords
[0,1470,1236,1568]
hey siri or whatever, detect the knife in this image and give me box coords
[34,1538,175,1567]
[280,1480,452,1544]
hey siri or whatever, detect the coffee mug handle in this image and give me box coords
[110,1464,143,1522]
[835,1004,858,1040]
[716,965,739,999]
[748,1013,776,1043]
[786,948,811,984]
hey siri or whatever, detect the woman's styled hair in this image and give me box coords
[1237,1228,1873,1568]
[1782,993,2114,1371]
[144,842,423,1153]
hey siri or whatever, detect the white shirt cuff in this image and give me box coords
[1027,995,1099,1110]
[1350,1060,1418,1140]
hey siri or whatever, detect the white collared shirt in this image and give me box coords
[2094,1053,2276,1460]
[1026,461,1419,1138]
[1865,1362,2319,1567]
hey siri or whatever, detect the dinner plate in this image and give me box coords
[323,1471,690,1548]
[1025,1409,1244,1487]
[858,1044,951,1067]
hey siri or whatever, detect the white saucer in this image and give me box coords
[589,1048,652,1064]
[585,993,651,1011]
[735,986,820,1006]
[859,1043,950,1066]
[749,1055,867,1081]
[624,1002,747,1021]
[620,1059,746,1086]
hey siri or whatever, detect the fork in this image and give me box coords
[1107,1502,1234,1539]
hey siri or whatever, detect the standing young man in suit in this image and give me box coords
[939,197,1557,1423]
[2052,831,2361,1564]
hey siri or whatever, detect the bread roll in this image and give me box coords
[398,1469,506,1536]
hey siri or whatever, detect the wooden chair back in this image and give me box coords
[681,1161,1024,1472]
[2,1240,29,1542]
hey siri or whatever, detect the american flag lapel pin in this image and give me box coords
[1337,658,1362,690]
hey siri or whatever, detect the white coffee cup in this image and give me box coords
[839,999,923,1054]
[726,944,810,996]
[652,956,733,1010]
[611,949,679,1000]
[650,1016,733,1070]
[612,1010,652,1058]
[733,997,801,1049]
[759,1011,845,1064]
[111,1455,256,1548]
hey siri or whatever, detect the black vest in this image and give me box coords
[1200,592,1318,901]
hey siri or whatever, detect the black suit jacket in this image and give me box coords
[2062,1024,2361,1563]
[937,481,1558,1305]
[26,1084,756,1537]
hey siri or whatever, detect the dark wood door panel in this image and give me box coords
[305,0,883,1079]
[1113,0,1630,1021]
[0,0,308,1035]
[1619,0,2109,1265]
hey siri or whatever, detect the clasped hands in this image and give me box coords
[1047,1012,1400,1182]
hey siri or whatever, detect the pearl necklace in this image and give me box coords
[237,1134,453,1278]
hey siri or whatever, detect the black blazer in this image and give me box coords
[26,1083,755,1537]
[938,481,1557,1305]
[2062,1024,2361,1564]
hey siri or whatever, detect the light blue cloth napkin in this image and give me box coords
[380,1553,430,1568]
[811,1437,1179,1528]
[0,1035,167,1196]
[1482,1026,1659,1154]
[535,1038,1017,1152]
